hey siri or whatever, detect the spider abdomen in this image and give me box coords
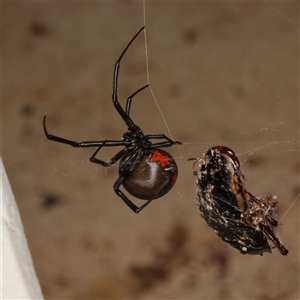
[120,149,178,200]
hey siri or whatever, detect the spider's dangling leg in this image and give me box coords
[43,116,126,148]
[113,176,154,214]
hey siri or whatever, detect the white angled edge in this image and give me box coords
[1,157,44,299]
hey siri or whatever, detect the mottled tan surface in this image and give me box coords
[2,2,299,299]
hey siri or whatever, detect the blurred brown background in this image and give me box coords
[2,1,299,299]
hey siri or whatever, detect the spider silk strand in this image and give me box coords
[142,0,175,141]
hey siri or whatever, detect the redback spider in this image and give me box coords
[43,27,181,213]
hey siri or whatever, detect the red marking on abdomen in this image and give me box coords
[151,151,169,167]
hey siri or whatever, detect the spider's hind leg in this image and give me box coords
[113,176,154,213]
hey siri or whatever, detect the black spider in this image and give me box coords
[43,26,181,213]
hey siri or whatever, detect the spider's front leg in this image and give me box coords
[125,84,149,117]
[113,176,154,213]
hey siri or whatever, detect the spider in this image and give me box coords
[43,26,181,213]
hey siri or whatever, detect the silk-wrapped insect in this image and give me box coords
[189,146,288,255]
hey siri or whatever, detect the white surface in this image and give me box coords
[1,157,44,299]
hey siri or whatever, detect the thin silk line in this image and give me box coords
[142,0,175,141]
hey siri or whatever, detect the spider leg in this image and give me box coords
[125,84,149,117]
[118,148,143,173]
[113,176,154,213]
[43,116,126,148]
[90,145,128,167]
[146,133,182,148]
[259,223,288,255]
[112,27,145,128]
[150,141,182,149]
